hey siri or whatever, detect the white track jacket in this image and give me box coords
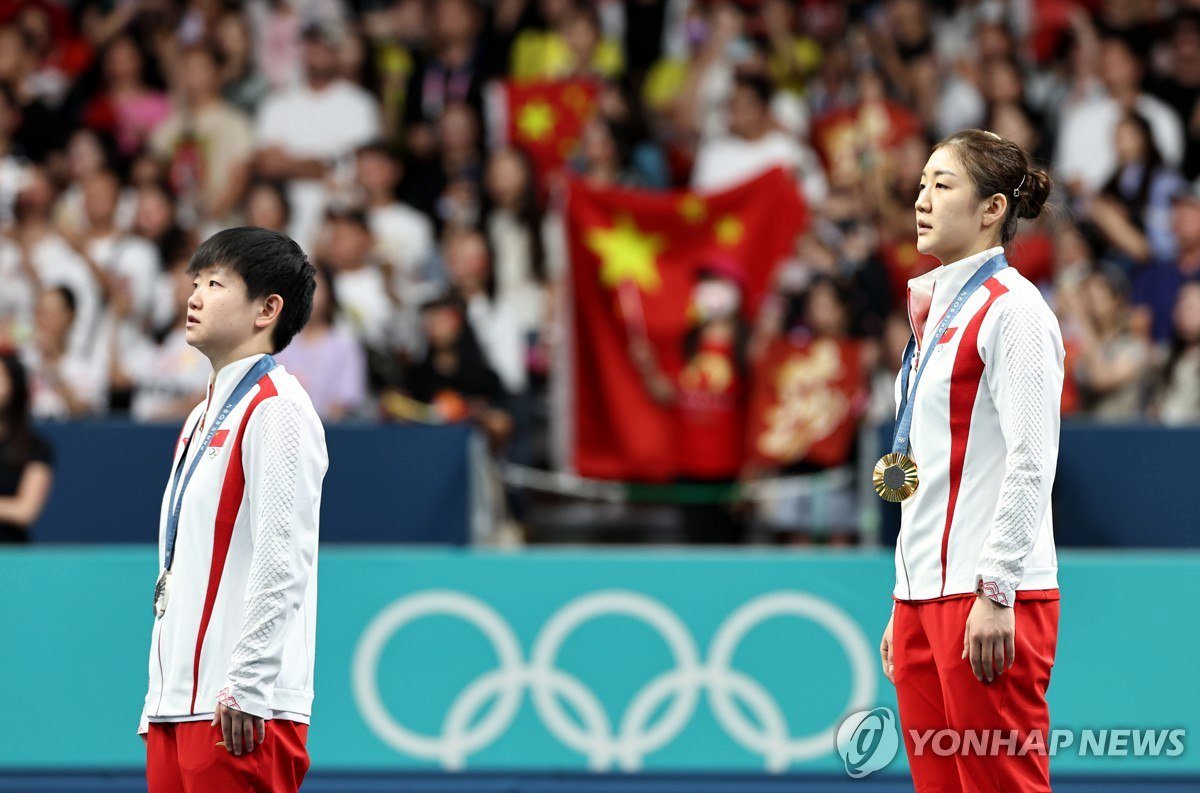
[894,247,1063,606]
[139,353,327,732]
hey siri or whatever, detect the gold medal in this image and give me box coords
[873,453,919,502]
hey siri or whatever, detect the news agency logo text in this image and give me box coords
[837,707,1186,779]
[910,728,1186,758]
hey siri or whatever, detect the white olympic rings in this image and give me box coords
[351,589,876,771]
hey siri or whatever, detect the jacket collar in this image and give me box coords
[205,353,270,420]
[907,246,1004,347]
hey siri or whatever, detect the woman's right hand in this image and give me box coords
[880,613,896,684]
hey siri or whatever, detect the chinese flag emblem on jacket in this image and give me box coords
[564,168,806,481]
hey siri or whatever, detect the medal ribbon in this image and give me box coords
[163,355,276,571]
[891,254,1007,457]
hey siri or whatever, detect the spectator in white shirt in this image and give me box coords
[1055,36,1185,196]
[484,147,549,340]
[0,233,38,350]
[319,208,399,354]
[0,85,27,229]
[14,166,102,360]
[24,286,108,419]
[691,72,827,203]
[255,21,381,251]
[355,142,436,289]
[75,170,162,331]
[444,227,526,396]
[110,251,209,423]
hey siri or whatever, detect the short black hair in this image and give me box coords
[356,139,397,159]
[734,72,773,108]
[49,285,77,315]
[325,205,371,230]
[187,227,316,352]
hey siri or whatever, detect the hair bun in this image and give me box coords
[1015,167,1052,220]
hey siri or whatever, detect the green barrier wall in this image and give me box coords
[0,548,1194,776]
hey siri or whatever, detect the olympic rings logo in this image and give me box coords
[351,589,876,771]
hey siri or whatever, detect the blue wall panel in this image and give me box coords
[32,422,473,545]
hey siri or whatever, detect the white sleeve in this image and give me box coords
[974,296,1064,607]
[350,92,382,149]
[255,97,286,150]
[219,397,326,719]
[123,241,162,324]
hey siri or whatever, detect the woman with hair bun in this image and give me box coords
[876,129,1063,792]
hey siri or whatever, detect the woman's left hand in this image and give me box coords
[962,594,1015,683]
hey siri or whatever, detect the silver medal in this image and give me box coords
[153,570,171,618]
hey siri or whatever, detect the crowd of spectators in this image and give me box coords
[0,0,1198,497]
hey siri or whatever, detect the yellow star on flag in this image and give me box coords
[714,214,744,247]
[586,215,665,293]
[517,101,556,142]
[677,194,707,224]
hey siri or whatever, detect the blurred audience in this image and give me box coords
[1151,281,1200,425]
[1073,270,1151,421]
[0,354,53,543]
[25,285,107,420]
[150,44,254,228]
[275,266,368,421]
[109,249,208,423]
[254,20,380,250]
[0,0,1198,546]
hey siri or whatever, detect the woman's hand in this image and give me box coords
[880,613,895,684]
[962,594,1015,683]
[212,701,265,756]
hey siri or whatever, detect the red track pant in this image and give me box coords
[146,719,310,793]
[893,591,1059,793]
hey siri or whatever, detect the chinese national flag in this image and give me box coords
[744,337,870,470]
[565,168,806,481]
[810,100,921,186]
[498,79,598,181]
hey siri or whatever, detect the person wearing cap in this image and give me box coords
[255,20,380,251]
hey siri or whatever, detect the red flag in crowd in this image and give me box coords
[564,168,806,482]
[495,79,599,181]
[744,337,870,471]
[810,100,921,186]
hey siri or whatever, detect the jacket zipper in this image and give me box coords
[154,620,165,715]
